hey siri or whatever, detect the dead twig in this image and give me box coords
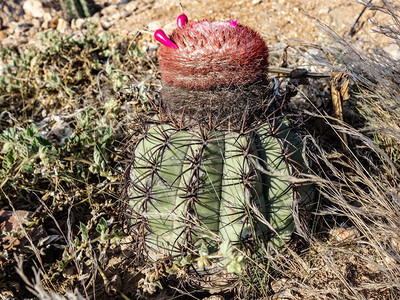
[269,66,330,78]
[348,0,372,37]
[330,70,350,151]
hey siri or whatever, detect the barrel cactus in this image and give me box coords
[126,14,313,276]
[60,0,96,21]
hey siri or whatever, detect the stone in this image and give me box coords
[330,227,360,242]
[49,15,59,28]
[125,1,139,12]
[23,0,46,19]
[147,21,161,32]
[384,44,400,61]
[71,18,85,29]
[0,210,32,249]
[56,18,69,32]
[14,23,33,34]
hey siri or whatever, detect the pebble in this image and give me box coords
[71,18,86,30]
[125,1,139,12]
[56,18,69,32]
[330,227,360,242]
[43,12,52,22]
[0,210,32,248]
[0,30,6,41]
[147,21,161,32]
[102,4,118,16]
[318,8,330,14]
[14,23,33,34]
[384,44,400,60]
[31,18,41,28]
[23,0,46,19]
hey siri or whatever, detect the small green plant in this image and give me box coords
[0,17,159,298]
[52,217,124,281]
[0,25,128,110]
[0,124,57,174]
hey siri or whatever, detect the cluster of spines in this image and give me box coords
[127,119,310,256]
[155,14,269,89]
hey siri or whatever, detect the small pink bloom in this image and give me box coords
[154,29,179,49]
[177,14,189,28]
[229,19,238,27]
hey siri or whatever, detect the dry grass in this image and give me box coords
[249,1,400,299]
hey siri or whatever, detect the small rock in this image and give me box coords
[125,1,139,12]
[147,21,161,32]
[47,121,73,145]
[71,18,85,30]
[252,0,262,4]
[203,296,224,300]
[330,227,360,242]
[28,26,39,36]
[384,44,400,60]
[56,18,69,32]
[23,0,46,19]
[109,11,122,21]
[318,8,329,14]
[0,210,32,248]
[0,30,7,41]
[49,15,59,28]
[41,12,52,29]
[43,12,52,22]
[121,11,132,19]
[15,23,33,34]
[90,12,104,30]
[1,36,17,47]
[91,12,101,24]
[31,18,41,28]
[101,4,118,16]
[148,43,159,52]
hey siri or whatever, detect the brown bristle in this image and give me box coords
[161,78,275,130]
[159,21,269,90]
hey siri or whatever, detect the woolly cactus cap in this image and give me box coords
[154,16,273,129]
[158,20,269,90]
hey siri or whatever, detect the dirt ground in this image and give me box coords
[1,0,399,57]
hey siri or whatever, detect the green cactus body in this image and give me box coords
[60,0,96,20]
[128,118,312,265]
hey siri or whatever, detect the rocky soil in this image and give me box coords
[1,0,399,58]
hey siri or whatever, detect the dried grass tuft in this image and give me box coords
[244,1,400,298]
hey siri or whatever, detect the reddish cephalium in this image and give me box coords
[158,20,269,89]
[155,16,273,129]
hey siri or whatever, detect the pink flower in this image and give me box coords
[177,14,189,28]
[229,19,238,27]
[154,29,179,49]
